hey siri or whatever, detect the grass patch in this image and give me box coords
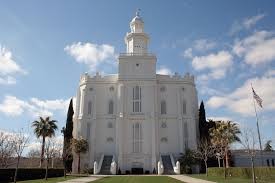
[92,176,185,183]
[189,174,275,183]
[17,175,83,183]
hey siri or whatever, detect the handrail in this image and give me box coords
[97,154,104,174]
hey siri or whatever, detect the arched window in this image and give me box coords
[161,101,167,114]
[133,122,142,153]
[88,101,92,115]
[182,99,186,114]
[108,100,114,114]
[133,86,141,113]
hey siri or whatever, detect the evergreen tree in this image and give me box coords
[199,101,208,140]
[62,98,74,173]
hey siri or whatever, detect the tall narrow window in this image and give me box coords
[161,101,167,114]
[133,123,142,153]
[86,123,91,141]
[108,100,114,114]
[133,86,141,112]
[184,122,188,149]
[88,101,92,115]
[182,99,186,115]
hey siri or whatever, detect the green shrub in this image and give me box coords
[0,168,64,182]
[208,167,275,180]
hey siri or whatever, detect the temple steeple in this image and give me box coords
[125,10,149,54]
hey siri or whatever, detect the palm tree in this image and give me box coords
[32,116,58,167]
[210,121,241,168]
[72,138,88,174]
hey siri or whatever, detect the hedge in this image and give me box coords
[0,168,64,182]
[208,167,275,180]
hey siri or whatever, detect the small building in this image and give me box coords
[232,149,275,167]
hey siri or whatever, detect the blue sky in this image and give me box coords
[0,0,275,149]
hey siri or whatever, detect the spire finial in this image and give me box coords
[136,8,141,17]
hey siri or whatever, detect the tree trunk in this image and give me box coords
[63,159,67,178]
[45,158,49,180]
[251,156,256,183]
[51,158,54,168]
[204,160,208,176]
[218,157,221,168]
[225,149,229,168]
[223,158,226,179]
[13,156,20,183]
[78,153,80,174]
[40,136,45,168]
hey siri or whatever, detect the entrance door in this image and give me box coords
[131,162,144,174]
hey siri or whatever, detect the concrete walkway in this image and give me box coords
[57,176,103,183]
[169,175,216,183]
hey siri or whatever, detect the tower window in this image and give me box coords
[161,101,167,114]
[133,122,142,153]
[182,99,187,114]
[108,100,114,114]
[88,101,92,115]
[133,86,141,113]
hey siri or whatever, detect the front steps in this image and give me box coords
[99,155,113,175]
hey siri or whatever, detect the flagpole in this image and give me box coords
[251,83,263,166]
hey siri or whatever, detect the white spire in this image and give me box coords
[125,10,149,54]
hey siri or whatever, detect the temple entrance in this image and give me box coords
[131,162,144,174]
[131,168,144,174]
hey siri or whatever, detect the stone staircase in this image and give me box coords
[161,155,175,174]
[99,155,113,175]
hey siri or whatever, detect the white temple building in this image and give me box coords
[72,11,199,174]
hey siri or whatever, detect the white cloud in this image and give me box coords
[193,39,216,52]
[182,39,216,59]
[230,14,265,34]
[233,30,275,66]
[243,14,265,29]
[0,46,26,85]
[183,48,193,59]
[0,95,70,118]
[64,42,116,71]
[207,75,275,116]
[192,51,233,79]
[156,65,173,75]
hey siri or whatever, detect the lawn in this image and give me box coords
[189,174,275,183]
[17,175,84,183]
[91,176,185,183]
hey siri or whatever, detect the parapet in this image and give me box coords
[157,72,195,83]
[80,72,118,85]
